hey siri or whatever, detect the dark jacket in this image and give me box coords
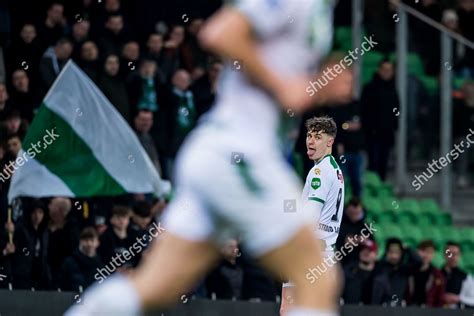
[98,73,131,122]
[98,227,140,268]
[205,259,243,300]
[342,261,376,304]
[361,74,399,145]
[371,261,410,305]
[408,264,445,307]
[336,211,371,267]
[59,249,102,291]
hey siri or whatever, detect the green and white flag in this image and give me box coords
[8,61,170,203]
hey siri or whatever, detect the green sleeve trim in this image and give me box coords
[329,155,339,169]
[308,197,325,204]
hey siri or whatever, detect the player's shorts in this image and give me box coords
[162,123,309,257]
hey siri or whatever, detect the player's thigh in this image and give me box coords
[132,232,219,308]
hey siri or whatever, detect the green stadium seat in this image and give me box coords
[419,226,443,248]
[419,199,441,213]
[381,224,404,239]
[432,252,444,268]
[396,210,418,226]
[362,197,383,215]
[462,253,474,271]
[459,228,474,252]
[402,225,423,246]
[377,210,397,224]
[432,212,452,226]
[363,171,382,189]
[399,199,421,213]
[439,226,462,243]
[417,212,433,226]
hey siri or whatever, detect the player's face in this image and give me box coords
[306,130,333,161]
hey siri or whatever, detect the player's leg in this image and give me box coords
[131,232,219,308]
[280,284,296,315]
[258,225,340,316]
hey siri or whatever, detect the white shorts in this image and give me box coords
[162,125,309,257]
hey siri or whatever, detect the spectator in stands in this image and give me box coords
[128,58,162,113]
[7,24,42,83]
[442,241,468,307]
[206,239,243,300]
[98,205,140,268]
[37,3,68,50]
[408,240,445,307]
[372,238,410,305]
[98,54,130,122]
[1,110,28,140]
[71,20,91,58]
[6,134,21,158]
[47,197,80,288]
[361,59,399,181]
[130,201,154,246]
[59,227,102,291]
[0,202,51,289]
[134,110,162,175]
[191,59,222,117]
[336,197,370,267]
[453,82,474,188]
[329,99,365,197]
[457,0,474,77]
[182,18,206,80]
[0,83,10,121]
[78,41,100,82]
[121,41,140,79]
[162,69,196,178]
[9,69,40,122]
[99,14,129,57]
[39,37,73,93]
[342,239,377,304]
[160,25,185,80]
[145,33,167,83]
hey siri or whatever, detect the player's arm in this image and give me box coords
[199,7,284,98]
[198,6,313,112]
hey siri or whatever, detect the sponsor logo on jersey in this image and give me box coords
[318,223,340,233]
[311,177,321,190]
[314,168,321,175]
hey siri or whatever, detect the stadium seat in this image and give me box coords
[419,199,441,213]
[399,198,421,213]
[396,210,418,226]
[363,171,382,189]
[420,75,439,96]
[432,212,452,226]
[419,226,443,248]
[381,223,404,239]
[438,226,462,243]
[459,228,474,252]
[432,252,445,268]
[417,212,434,226]
[389,52,425,78]
[402,225,423,246]
[377,210,397,224]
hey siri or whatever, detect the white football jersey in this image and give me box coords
[205,0,335,152]
[301,154,344,251]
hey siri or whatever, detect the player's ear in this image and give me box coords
[327,137,335,148]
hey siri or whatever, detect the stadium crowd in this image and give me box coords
[0,0,472,309]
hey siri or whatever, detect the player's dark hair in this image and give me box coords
[305,116,337,138]
[418,240,436,251]
[133,201,151,218]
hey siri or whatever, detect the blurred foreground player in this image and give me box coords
[66,1,352,315]
[281,117,344,315]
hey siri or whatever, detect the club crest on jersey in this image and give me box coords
[337,170,344,183]
[314,168,321,175]
[311,177,321,190]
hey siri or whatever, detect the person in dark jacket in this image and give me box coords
[98,205,140,268]
[336,197,371,267]
[371,238,410,306]
[190,59,222,118]
[47,197,80,288]
[98,14,130,57]
[77,40,100,82]
[8,69,40,123]
[98,54,130,122]
[342,239,377,304]
[361,59,399,180]
[205,238,243,300]
[408,240,445,307]
[328,99,365,197]
[59,227,102,291]
[39,37,73,94]
[442,241,468,308]
[0,202,51,290]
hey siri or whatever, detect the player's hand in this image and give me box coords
[275,76,315,113]
[5,221,14,234]
[3,243,15,255]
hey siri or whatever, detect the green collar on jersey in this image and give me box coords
[314,154,339,169]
